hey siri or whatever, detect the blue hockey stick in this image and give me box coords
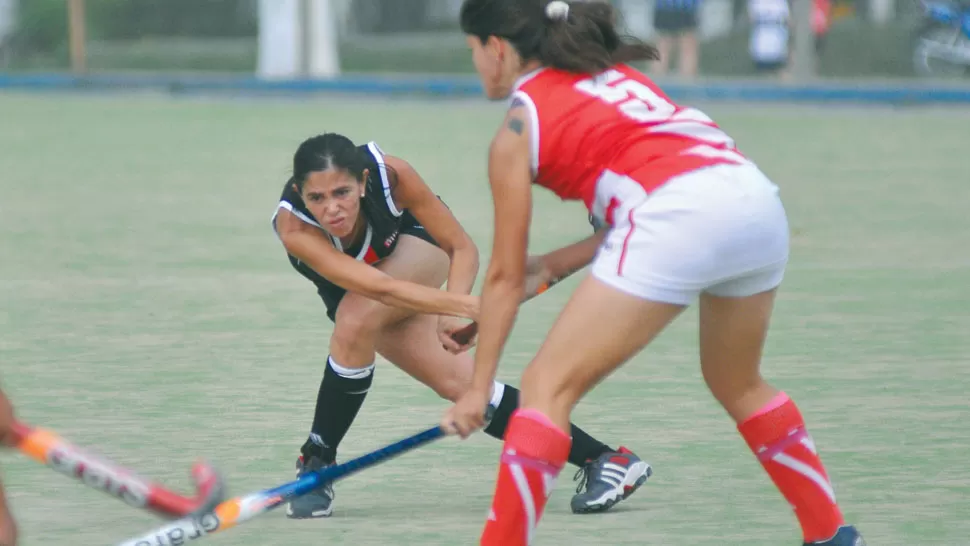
[117,425,446,546]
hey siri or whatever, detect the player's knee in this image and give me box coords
[330,304,382,358]
[704,371,766,408]
[431,374,470,402]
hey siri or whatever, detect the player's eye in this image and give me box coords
[334,188,351,198]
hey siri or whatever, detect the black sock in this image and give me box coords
[483,383,614,468]
[300,356,374,464]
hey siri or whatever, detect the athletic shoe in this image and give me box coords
[570,447,652,514]
[285,455,335,518]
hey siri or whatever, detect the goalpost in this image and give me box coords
[257,0,341,80]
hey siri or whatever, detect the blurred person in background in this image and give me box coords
[652,0,702,78]
[812,0,832,56]
[748,0,792,78]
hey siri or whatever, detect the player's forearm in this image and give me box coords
[0,389,12,448]
[539,230,607,279]
[381,280,479,320]
[445,240,480,296]
[0,478,8,514]
[471,272,525,391]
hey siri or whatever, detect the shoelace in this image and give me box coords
[573,461,594,493]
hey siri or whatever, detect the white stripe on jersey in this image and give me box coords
[273,200,321,229]
[366,141,404,218]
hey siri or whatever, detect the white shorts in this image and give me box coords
[590,163,790,305]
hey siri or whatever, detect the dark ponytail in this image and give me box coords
[460,0,659,74]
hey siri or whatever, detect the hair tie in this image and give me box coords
[545,1,570,21]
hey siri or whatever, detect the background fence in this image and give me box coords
[0,0,963,80]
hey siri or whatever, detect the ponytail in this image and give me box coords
[461,0,659,74]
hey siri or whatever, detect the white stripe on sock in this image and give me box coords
[509,463,538,546]
[328,356,375,379]
[489,381,506,409]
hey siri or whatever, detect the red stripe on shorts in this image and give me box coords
[617,208,636,276]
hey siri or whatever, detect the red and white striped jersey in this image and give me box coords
[510,65,748,224]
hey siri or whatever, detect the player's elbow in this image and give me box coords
[484,262,526,296]
[450,233,480,265]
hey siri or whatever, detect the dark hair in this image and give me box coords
[460,0,659,74]
[290,132,399,230]
[292,133,369,192]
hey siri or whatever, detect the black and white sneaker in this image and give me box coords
[570,447,652,514]
[285,455,335,519]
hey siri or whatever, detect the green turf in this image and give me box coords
[0,93,967,545]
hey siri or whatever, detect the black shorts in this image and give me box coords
[653,8,699,34]
[315,211,439,322]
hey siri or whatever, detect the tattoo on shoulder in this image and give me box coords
[506,117,524,135]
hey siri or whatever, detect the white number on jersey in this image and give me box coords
[575,69,676,124]
[574,69,746,162]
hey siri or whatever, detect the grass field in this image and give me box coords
[0,92,968,546]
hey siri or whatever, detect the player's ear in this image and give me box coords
[486,35,504,59]
[360,168,369,197]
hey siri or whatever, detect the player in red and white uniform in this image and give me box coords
[443,1,864,545]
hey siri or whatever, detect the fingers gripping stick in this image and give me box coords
[8,420,225,520]
[117,426,446,545]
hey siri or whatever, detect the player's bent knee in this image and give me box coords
[431,376,470,402]
[330,304,384,359]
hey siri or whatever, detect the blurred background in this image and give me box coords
[0,0,968,82]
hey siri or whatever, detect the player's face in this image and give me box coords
[299,168,366,239]
[467,35,514,100]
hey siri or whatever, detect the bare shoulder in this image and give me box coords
[490,101,531,159]
[274,206,316,237]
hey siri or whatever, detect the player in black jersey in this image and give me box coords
[273,133,652,519]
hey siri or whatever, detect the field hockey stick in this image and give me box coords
[451,265,583,345]
[7,419,225,520]
[116,425,446,546]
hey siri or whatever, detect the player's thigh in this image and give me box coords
[333,234,450,332]
[698,289,778,420]
[520,274,684,410]
[375,312,472,401]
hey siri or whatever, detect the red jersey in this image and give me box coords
[510,65,747,223]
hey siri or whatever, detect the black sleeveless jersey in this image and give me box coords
[272,141,437,321]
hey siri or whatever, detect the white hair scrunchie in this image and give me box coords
[545,0,570,21]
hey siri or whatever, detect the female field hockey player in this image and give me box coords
[443,1,864,545]
[0,386,17,546]
[272,133,652,519]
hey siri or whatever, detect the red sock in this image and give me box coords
[738,392,845,543]
[480,409,571,546]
